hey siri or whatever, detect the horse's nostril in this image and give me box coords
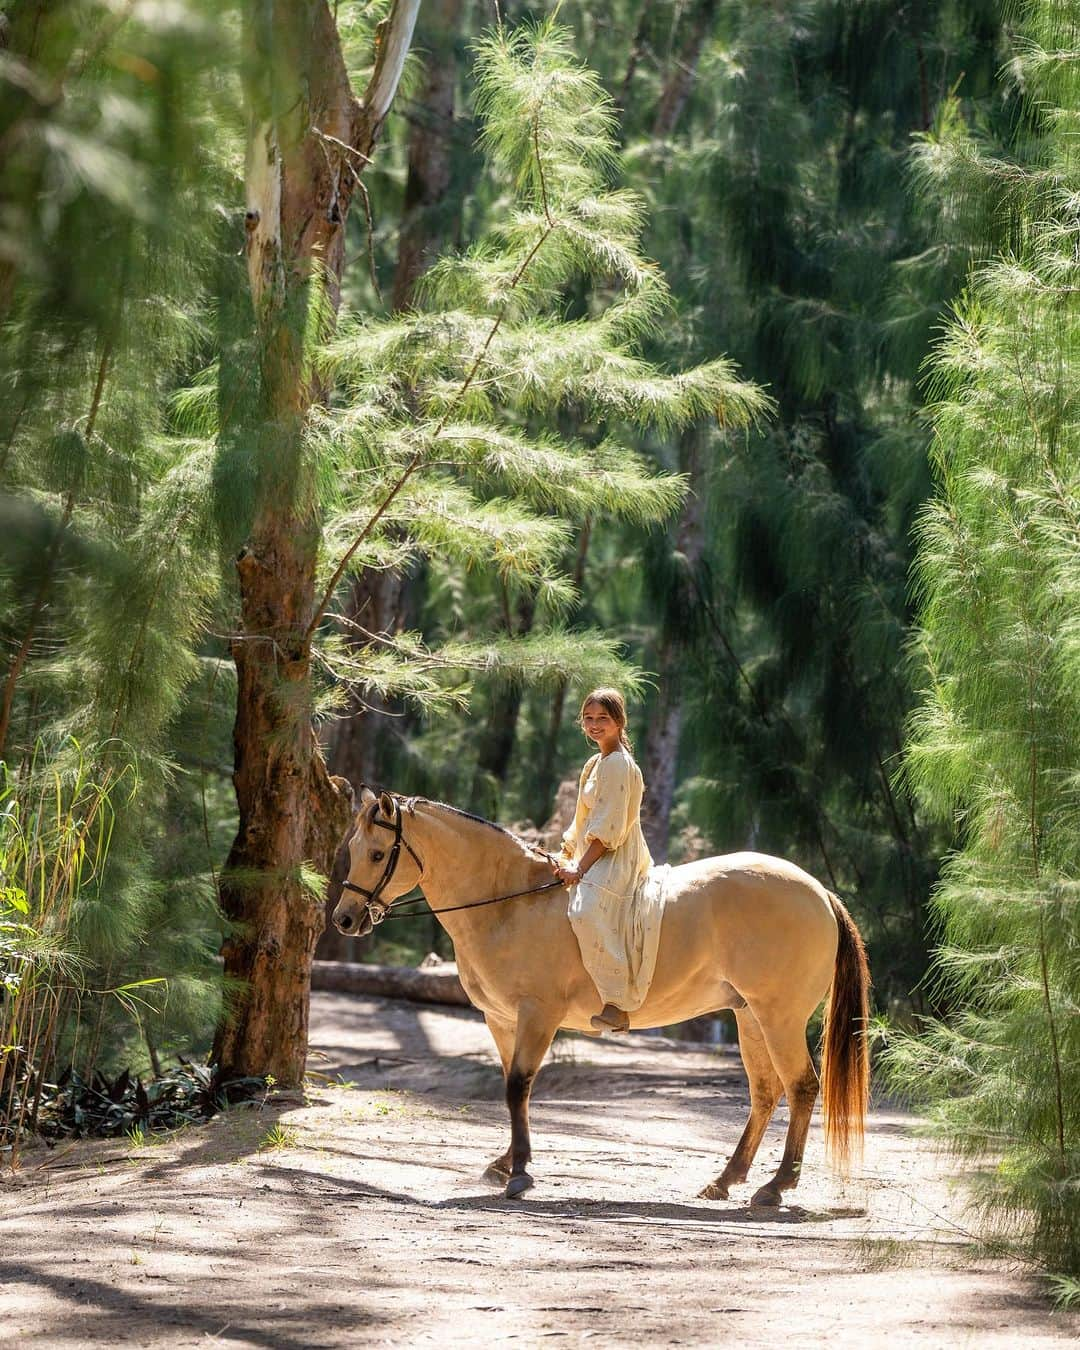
[339,913,354,931]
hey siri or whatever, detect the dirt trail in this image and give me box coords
[1,991,1073,1348]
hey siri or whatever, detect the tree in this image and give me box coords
[887,0,1080,1289]
[210,0,421,1084]
[563,0,1004,1003]
[0,0,239,1078]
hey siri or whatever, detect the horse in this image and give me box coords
[332,787,871,1204]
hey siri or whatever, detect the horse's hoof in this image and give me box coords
[504,1172,534,1200]
[698,1180,729,1201]
[482,1161,510,1186]
[750,1184,782,1207]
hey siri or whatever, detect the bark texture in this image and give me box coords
[652,0,718,140]
[311,958,470,1007]
[641,430,706,863]
[214,0,418,1085]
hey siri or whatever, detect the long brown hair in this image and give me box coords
[820,892,872,1172]
[578,687,633,755]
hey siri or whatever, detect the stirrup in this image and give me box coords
[590,1003,630,1034]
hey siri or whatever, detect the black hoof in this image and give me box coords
[750,1184,782,1207]
[504,1172,534,1200]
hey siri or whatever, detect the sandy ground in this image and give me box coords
[0,990,1074,1348]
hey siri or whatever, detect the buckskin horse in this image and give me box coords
[333,788,870,1204]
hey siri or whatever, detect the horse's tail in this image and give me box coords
[820,892,871,1172]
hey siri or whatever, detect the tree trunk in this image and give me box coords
[641,430,705,862]
[392,0,464,311]
[533,517,592,822]
[652,0,718,140]
[311,958,470,1007]
[213,0,418,1086]
[470,588,536,816]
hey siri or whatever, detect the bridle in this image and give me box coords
[339,795,426,927]
[338,794,563,927]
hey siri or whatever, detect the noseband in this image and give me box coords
[339,796,424,926]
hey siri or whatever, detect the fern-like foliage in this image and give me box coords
[886,0,1080,1283]
[305,19,768,705]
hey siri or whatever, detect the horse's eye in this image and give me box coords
[371,850,384,862]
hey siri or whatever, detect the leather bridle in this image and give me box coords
[339,796,425,927]
[338,794,564,927]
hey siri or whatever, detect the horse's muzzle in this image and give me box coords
[333,904,373,938]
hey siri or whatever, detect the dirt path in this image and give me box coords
[1,992,1073,1347]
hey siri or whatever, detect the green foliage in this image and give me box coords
[0,1,239,1083]
[886,0,1080,1279]
[544,0,1010,1002]
[308,19,766,716]
[0,743,134,1161]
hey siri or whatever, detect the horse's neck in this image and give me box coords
[408,804,547,919]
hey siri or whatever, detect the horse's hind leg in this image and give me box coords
[503,998,560,1200]
[699,1005,781,1200]
[749,1006,820,1208]
[482,1014,515,1184]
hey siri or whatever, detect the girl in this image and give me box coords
[551,688,657,1033]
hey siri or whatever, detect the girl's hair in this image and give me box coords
[578,687,633,754]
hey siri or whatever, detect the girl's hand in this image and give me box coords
[556,862,580,886]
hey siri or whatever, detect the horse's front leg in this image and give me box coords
[503,999,560,1200]
[482,1013,516,1185]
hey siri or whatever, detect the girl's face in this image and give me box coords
[582,702,621,749]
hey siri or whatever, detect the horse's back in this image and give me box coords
[642,851,839,1024]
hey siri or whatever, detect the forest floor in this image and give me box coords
[1,990,1075,1348]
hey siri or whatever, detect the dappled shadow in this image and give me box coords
[0,1259,383,1350]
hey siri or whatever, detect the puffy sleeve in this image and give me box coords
[559,756,597,857]
[584,753,638,850]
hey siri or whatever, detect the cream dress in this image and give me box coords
[559,747,662,1013]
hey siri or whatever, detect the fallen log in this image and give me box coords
[310,958,472,1007]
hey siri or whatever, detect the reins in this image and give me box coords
[339,793,566,928]
[374,878,565,922]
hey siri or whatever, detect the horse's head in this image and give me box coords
[332,787,424,937]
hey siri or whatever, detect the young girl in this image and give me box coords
[551,688,657,1033]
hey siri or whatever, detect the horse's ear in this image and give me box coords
[378,790,395,819]
[355,785,377,827]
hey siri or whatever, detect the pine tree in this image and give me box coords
[562,0,1006,1001]
[0,0,240,1081]
[209,12,765,1021]
[209,0,421,1085]
[887,0,1080,1288]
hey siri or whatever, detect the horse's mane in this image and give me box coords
[361,788,548,858]
[421,799,544,861]
[369,788,545,862]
